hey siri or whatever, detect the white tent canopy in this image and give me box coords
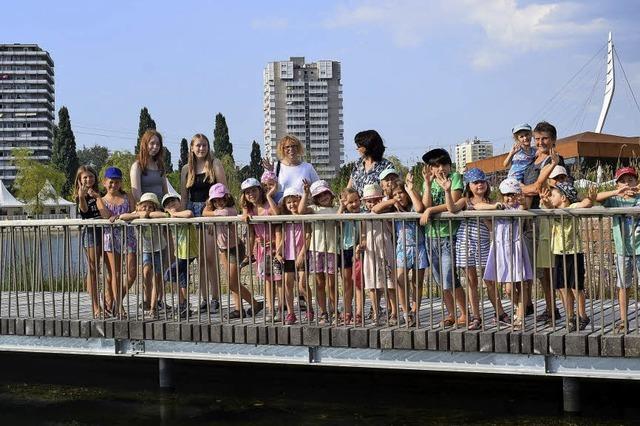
[0,180,24,208]
[37,180,74,206]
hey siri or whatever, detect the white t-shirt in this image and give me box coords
[277,162,319,193]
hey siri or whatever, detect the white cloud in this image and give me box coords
[326,0,607,69]
[250,17,288,30]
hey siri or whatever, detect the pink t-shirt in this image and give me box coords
[283,221,304,261]
[213,207,238,250]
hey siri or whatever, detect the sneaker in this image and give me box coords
[285,313,297,325]
[177,302,189,320]
[304,310,315,322]
[567,317,577,332]
[246,301,264,317]
[210,299,220,314]
[497,312,510,325]
[298,296,307,312]
[578,316,590,331]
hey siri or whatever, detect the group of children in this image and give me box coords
[73,123,640,332]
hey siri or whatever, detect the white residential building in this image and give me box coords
[263,57,344,180]
[455,137,493,172]
[0,44,54,188]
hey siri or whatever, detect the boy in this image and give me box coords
[541,182,595,331]
[161,193,198,319]
[379,168,401,199]
[596,166,640,332]
[419,148,467,327]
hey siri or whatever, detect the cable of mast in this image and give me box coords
[613,46,640,117]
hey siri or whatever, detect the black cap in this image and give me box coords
[422,148,451,164]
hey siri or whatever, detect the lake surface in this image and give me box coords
[0,352,638,425]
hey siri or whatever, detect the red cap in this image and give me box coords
[615,167,638,182]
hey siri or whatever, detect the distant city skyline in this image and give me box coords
[3,1,640,167]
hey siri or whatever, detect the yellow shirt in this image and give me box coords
[551,203,582,254]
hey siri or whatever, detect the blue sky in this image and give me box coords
[4,0,640,166]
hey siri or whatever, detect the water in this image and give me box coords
[0,353,638,425]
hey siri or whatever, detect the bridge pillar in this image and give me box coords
[562,377,580,413]
[158,358,174,392]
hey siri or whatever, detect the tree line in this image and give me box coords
[14,106,265,213]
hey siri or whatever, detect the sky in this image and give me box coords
[3,0,640,167]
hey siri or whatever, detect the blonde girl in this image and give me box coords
[180,133,227,314]
[74,165,109,318]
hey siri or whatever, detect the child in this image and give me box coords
[74,165,109,318]
[101,167,137,317]
[161,193,197,319]
[261,170,282,205]
[504,123,535,182]
[120,192,167,316]
[379,168,401,200]
[241,178,282,321]
[389,174,427,327]
[548,165,569,186]
[596,166,640,332]
[483,178,532,329]
[444,167,508,329]
[419,148,467,327]
[299,179,339,325]
[203,183,263,319]
[275,187,313,325]
[541,182,595,331]
[358,183,397,325]
[337,187,363,325]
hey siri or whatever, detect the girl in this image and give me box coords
[387,175,427,327]
[241,178,282,321]
[483,178,533,330]
[74,165,109,318]
[275,187,313,325]
[101,167,137,318]
[261,170,281,206]
[338,187,363,325]
[358,183,397,326]
[119,193,167,316]
[503,123,535,183]
[203,183,263,319]
[444,168,508,329]
[298,179,339,325]
[180,133,227,314]
[130,129,169,202]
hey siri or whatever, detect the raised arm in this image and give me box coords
[266,185,280,215]
[297,179,313,214]
[502,143,518,168]
[420,164,432,211]
[405,173,424,212]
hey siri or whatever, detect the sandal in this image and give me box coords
[388,315,398,326]
[441,317,455,328]
[354,314,363,326]
[615,321,629,334]
[497,312,510,325]
[512,317,523,330]
[468,317,482,331]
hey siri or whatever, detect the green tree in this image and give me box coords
[213,113,233,161]
[331,161,355,196]
[100,150,136,192]
[219,154,241,203]
[13,148,66,216]
[136,107,156,154]
[163,147,173,173]
[178,138,189,170]
[51,106,79,197]
[248,140,263,179]
[77,144,109,172]
[167,170,181,193]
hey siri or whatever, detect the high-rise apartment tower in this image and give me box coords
[263,57,344,180]
[0,44,54,188]
[455,137,493,172]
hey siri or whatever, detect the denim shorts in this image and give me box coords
[164,258,196,289]
[142,251,163,274]
[615,255,640,289]
[82,226,102,249]
[427,237,460,291]
[187,201,206,218]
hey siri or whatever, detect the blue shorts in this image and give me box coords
[427,237,460,291]
[164,258,196,289]
[187,201,206,217]
[82,226,102,249]
[143,251,163,274]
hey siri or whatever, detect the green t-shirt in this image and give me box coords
[603,195,640,256]
[423,171,464,238]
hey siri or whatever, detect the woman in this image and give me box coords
[264,135,319,199]
[130,130,169,203]
[180,133,227,314]
[347,130,393,196]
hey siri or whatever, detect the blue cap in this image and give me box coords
[553,182,579,204]
[463,168,487,185]
[104,167,122,179]
[512,123,532,134]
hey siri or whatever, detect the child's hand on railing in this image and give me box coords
[419,207,432,226]
[587,185,598,203]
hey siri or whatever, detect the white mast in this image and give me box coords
[595,32,615,133]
